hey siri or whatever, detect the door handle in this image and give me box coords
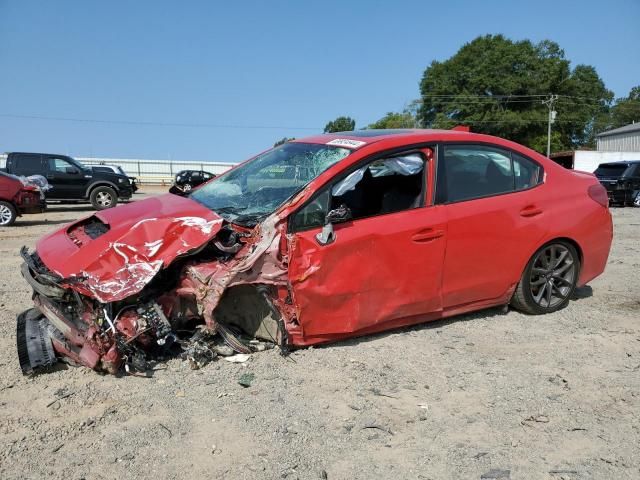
[411,228,444,243]
[520,205,543,217]
[46,174,54,179]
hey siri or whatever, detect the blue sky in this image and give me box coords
[1,0,638,162]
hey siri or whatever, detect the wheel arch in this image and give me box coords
[0,198,20,222]
[86,181,119,198]
[519,236,584,280]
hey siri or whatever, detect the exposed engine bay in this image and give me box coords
[17,213,295,376]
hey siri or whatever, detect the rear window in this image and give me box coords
[11,154,42,175]
[594,164,629,177]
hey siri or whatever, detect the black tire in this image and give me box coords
[510,240,580,315]
[0,201,17,226]
[90,186,118,210]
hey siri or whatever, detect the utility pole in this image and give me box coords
[542,94,558,157]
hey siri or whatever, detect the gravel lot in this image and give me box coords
[0,193,638,480]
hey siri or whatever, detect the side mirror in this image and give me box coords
[315,205,351,246]
[65,167,80,175]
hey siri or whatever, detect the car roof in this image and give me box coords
[9,152,74,157]
[292,129,514,149]
[599,161,640,166]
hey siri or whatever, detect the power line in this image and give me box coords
[0,113,321,131]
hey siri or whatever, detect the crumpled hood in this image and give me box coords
[36,194,224,302]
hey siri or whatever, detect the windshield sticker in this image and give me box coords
[326,138,367,149]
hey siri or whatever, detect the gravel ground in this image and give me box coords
[0,193,638,480]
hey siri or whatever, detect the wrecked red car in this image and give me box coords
[17,129,613,375]
[0,171,47,226]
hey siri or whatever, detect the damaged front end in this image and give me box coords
[17,195,295,376]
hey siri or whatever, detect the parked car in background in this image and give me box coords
[17,129,613,375]
[0,171,47,226]
[169,169,215,195]
[91,164,138,192]
[3,152,133,209]
[594,161,640,207]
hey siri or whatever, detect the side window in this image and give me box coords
[440,145,513,203]
[290,190,330,231]
[513,153,543,190]
[291,152,426,230]
[48,157,74,173]
[12,154,42,175]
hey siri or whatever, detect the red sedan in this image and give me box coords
[17,129,613,374]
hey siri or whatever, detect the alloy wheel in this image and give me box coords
[0,204,13,225]
[529,244,577,309]
[183,183,192,191]
[96,191,113,208]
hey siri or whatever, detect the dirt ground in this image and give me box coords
[0,190,638,480]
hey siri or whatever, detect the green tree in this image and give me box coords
[368,110,416,129]
[418,35,613,153]
[273,137,295,147]
[609,86,640,129]
[324,116,356,133]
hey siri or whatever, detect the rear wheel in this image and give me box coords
[0,201,17,226]
[90,186,118,210]
[511,241,580,314]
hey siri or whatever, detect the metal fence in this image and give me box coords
[0,154,237,184]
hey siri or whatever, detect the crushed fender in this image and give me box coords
[17,202,294,376]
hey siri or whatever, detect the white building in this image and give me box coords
[596,123,640,152]
[550,123,640,172]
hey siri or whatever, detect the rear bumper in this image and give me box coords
[606,189,638,205]
[17,197,46,215]
[577,208,613,286]
[118,186,134,199]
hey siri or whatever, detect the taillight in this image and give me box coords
[588,184,608,207]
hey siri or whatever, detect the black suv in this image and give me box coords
[594,161,640,207]
[3,152,133,209]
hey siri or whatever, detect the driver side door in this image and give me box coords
[44,156,86,198]
[287,148,447,343]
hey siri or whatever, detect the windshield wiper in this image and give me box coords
[212,206,243,215]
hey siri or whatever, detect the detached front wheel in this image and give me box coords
[90,186,118,210]
[0,201,17,226]
[511,241,580,314]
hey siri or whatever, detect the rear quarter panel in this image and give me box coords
[536,168,613,286]
[0,176,22,203]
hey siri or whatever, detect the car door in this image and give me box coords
[436,143,548,309]
[287,148,447,340]
[44,156,86,198]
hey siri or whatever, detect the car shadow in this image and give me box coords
[571,285,593,301]
[16,219,74,227]
[44,205,96,213]
[318,305,509,351]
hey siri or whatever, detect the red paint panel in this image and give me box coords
[0,174,23,201]
[288,205,447,341]
[37,194,224,302]
[441,187,550,308]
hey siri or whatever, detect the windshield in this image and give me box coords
[190,142,351,226]
[594,163,629,177]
